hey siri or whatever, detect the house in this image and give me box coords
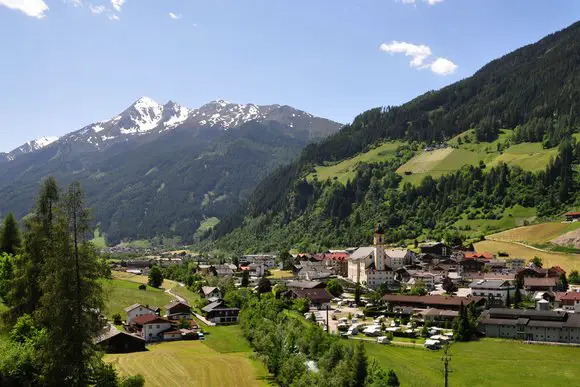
[164,300,192,320]
[201,301,240,325]
[516,266,548,281]
[459,259,486,273]
[407,271,438,289]
[463,252,494,261]
[162,330,184,341]
[240,254,277,268]
[419,242,451,257]
[248,263,265,277]
[321,252,350,277]
[124,304,160,324]
[418,308,459,324]
[506,259,526,272]
[199,286,222,299]
[96,325,146,353]
[287,288,333,309]
[478,308,580,343]
[347,225,396,289]
[559,292,580,312]
[524,277,557,293]
[486,260,507,273]
[564,211,580,222]
[132,314,173,342]
[286,281,325,289]
[469,280,515,306]
[295,262,333,280]
[382,294,485,311]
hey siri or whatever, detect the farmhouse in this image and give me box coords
[132,314,173,342]
[559,292,580,312]
[524,277,557,292]
[96,325,146,353]
[202,301,240,325]
[478,308,580,343]
[164,300,193,320]
[286,288,333,309]
[124,304,160,324]
[419,242,451,257]
[564,211,580,222]
[199,286,222,299]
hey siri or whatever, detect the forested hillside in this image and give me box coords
[206,21,580,253]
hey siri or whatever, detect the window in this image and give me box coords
[156,325,160,329]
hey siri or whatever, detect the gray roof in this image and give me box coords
[95,324,146,344]
[201,286,219,296]
[202,301,224,313]
[287,281,323,289]
[349,247,375,261]
[385,249,410,259]
[469,280,511,289]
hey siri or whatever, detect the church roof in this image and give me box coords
[349,247,375,261]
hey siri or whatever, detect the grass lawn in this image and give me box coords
[365,338,580,387]
[455,205,537,236]
[106,341,270,387]
[488,142,559,171]
[487,221,580,245]
[91,228,107,248]
[112,271,179,290]
[101,279,173,320]
[203,325,253,353]
[474,239,580,272]
[267,269,294,279]
[310,142,403,184]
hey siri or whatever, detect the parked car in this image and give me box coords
[198,333,205,341]
[377,336,390,344]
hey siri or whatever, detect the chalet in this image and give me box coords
[516,266,548,281]
[459,259,485,273]
[463,252,494,261]
[124,304,160,324]
[506,259,526,272]
[164,300,192,320]
[96,325,146,353]
[295,262,333,280]
[241,254,277,268]
[287,288,333,309]
[416,253,438,264]
[524,277,557,293]
[469,280,515,306]
[382,294,485,311]
[419,242,451,257]
[478,308,580,343]
[132,314,173,342]
[201,301,240,325]
[486,259,507,273]
[199,286,222,299]
[564,211,580,222]
[321,252,350,277]
[418,308,459,324]
[559,292,580,312]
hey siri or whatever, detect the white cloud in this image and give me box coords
[379,41,432,68]
[89,4,106,14]
[0,0,49,18]
[169,12,182,20]
[108,13,119,20]
[64,0,83,7]
[398,0,445,5]
[425,0,444,5]
[429,57,457,75]
[111,0,124,12]
[379,40,457,76]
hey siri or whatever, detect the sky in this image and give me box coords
[0,0,578,151]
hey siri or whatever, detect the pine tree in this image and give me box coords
[36,181,106,385]
[0,213,21,256]
[352,341,368,387]
[505,288,511,308]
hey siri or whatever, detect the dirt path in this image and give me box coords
[165,286,187,303]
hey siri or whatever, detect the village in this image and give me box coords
[99,219,580,356]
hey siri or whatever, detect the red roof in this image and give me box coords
[132,314,172,325]
[323,252,349,261]
[565,211,580,216]
[464,252,494,260]
[548,266,566,275]
[560,292,580,301]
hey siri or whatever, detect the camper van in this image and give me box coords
[377,336,390,344]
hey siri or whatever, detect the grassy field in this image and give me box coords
[474,239,580,272]
[106,340,270,387]
[112,271,179,290]
[455,205,537,236]
[487,221,580,245]
[267,269,294,279]
[195,217,221,240]
[91,228,107,248]
[310,142,403,183]
[365,338,580,387]
[487,142,559,171]
[102,279,173,319]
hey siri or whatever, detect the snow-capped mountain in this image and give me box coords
[1,136,60,161]
[1,97,341,162]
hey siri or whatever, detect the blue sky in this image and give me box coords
[0,0,578,151]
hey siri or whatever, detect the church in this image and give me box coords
[347,224,413,289]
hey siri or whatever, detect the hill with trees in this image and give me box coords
[205,20,580,254]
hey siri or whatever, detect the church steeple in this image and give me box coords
[373,223,385,270]
[373,223,385,246]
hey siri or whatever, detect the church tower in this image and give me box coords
[373,223,385,271]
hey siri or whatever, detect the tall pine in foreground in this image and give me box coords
[35,181,106,385]
[0,213,21,256]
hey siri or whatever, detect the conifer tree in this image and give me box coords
[0,213,21,256]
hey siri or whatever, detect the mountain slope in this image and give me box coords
[207,20,580,254]
[0,98,342,244]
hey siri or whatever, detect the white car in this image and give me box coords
[377,336,390,344]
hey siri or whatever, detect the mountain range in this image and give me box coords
[0,98,342,245]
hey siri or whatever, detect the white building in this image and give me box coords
[132,314,173,342]
[347,226,402,289]
[469,279,515,305]
[124,304,159,324]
